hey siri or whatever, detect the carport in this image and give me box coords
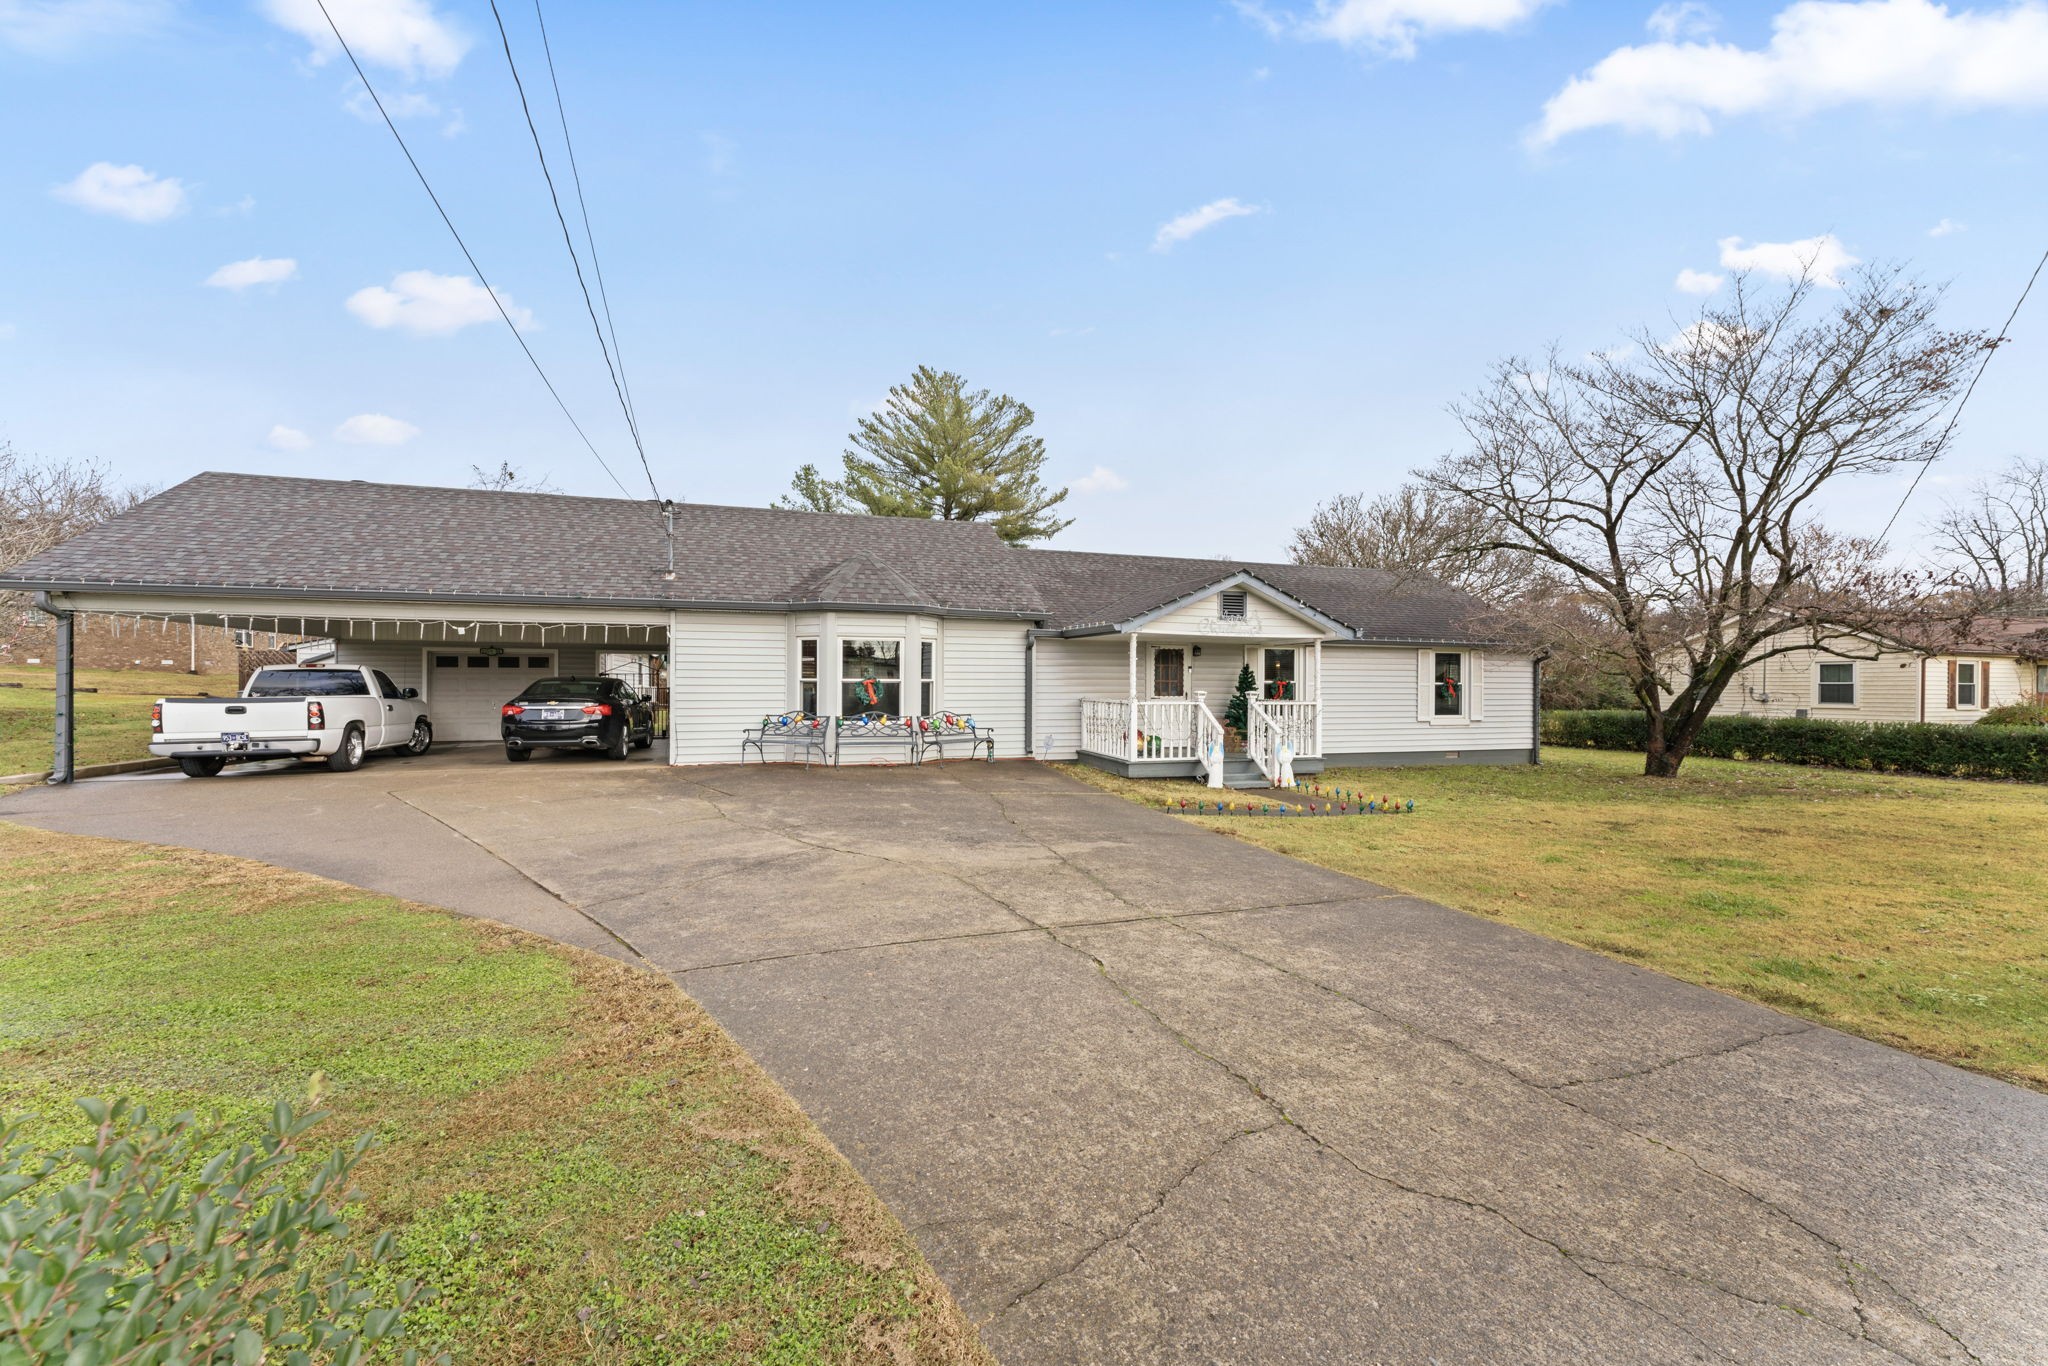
[28,591,670,778]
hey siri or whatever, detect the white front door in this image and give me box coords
[425,649,558,742]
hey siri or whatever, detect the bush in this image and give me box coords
[1979,696,2048,727]
[0,1097,440,1366]
[1542,709,2048,782]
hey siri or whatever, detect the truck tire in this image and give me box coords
[328,725,366,772]
[404,719,433,756]
[177,756,226,778]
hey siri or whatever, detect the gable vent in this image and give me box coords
[1219,589,1248,619]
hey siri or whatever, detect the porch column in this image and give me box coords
[1126,631,1139,759]
[50,602,75,785]
[1313,639,1325,757]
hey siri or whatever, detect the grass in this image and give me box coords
[0,822,990,1365]
[1060,748,2048,1091]
[0,664,212,776]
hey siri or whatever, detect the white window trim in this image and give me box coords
[839,636,906,716]
[1814,659,1857,707]
[1954,659,1980,709]
[1416,649,1484,726]
[796,635,820,715]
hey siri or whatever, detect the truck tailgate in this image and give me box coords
[156,696,309,741]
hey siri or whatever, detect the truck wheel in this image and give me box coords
[505,745,531,763]
[328,725,366,772]
[405,719,433,756]
[177,756,226,778]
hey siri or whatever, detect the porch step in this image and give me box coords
[1214,757,1269,789]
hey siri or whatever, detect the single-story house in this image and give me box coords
[0,472,1542,782]
[1719,621,2048,725]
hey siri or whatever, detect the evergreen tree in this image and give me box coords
[776,366,1071,543]
[1223,662,1257,735]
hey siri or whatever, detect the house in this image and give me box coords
[1719,621,2048,724]
[0,606,301,681]
[0,472,1542,782]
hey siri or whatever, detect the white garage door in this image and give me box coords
[426,650,559,742]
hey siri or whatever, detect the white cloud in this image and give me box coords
[1717,233,1858,287]
[260,0,467,79]
[1073,465,1130,495]
[1664,319,1761,357]
[1533,0,2048,146]
[51,161,186,222]
[334,413,418,445]
[1674,267,1725,294]
[206,256,299,290]
[0,0,169,54]
[1238,0,1551,58]
[1928,216,1967,236]
[345,269,532,335]
[344,83,463,135]
[1152,197,1264,252]
[266,424,312,451]
[1646,1,1718,40]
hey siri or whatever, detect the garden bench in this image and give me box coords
[740,712,829,767]
[833,712,922,765]
[916,712,996,763]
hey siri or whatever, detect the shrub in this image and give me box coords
[0,1097,441,1366]
[1979,695,2048,728]
[1542,709,2048,782]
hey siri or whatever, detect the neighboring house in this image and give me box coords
[1719,621,2048,725]
[0,472,1541,779]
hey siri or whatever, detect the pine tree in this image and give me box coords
[1223,662,1257,735]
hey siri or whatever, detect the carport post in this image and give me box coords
[45,596,75,784]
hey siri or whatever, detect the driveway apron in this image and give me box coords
[5,752,2043,1365]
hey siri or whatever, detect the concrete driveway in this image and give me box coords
[5,749,2043,1365]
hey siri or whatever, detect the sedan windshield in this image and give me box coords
[247,669,369,696]
[515,678,611,701]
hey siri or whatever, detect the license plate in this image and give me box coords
[540,708,568,720]
[222,731,251,748]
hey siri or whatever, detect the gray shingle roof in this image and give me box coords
[0,471,1516,643]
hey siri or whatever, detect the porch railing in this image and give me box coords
[1246,697,1319,786]
[1192,697,1225,789]
[1079,697,1212,764]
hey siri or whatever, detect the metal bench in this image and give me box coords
[833,711,921,765]
[740,712,829,767]
[916,711,996,763]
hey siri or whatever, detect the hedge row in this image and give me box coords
[1542,709,2048,782]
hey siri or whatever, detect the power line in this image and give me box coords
[532,0,642,443]
[311,0,636,502]
[1877,245,2048,548]
[488,0,660,504]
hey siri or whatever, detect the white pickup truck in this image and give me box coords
[151,665,432,778]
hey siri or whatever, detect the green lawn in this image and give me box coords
[0,822,990,1365]
[0,664,207,776]
[1062,748,2048,1091]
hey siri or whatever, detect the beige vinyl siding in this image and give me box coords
[668,610,789,765]
[1722,636,1923,723]
[1320,646,1534,757]
[1144,587,1324,639]
[1031,637,1131,759]
[1921,654,2034,723]
[937,619,1027,757]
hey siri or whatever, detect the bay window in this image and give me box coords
[798,638,818,714]
[920,640,935,715]
[841,638,902,716]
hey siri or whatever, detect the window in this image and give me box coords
[1817,662,1855,705]
[248,668,368,697]
[1433,652,1464,717]
[1263,648,1297,700]
[496,654,522,667]
[232,629,254,648]
[1152,647,1186,698]
[841,639,901,715]
[2036,664,2046,696]
[465,656,490,669]
[433,654,459,668]
[920,640,935,715]
[1954,660,1979,708]
[798,638,819,714]
[373,669,402,699]
[1219,589,1248,619]
[528,657,550,669]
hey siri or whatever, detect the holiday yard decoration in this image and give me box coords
[1171,782,1418,818]
[1223,662,1257,736]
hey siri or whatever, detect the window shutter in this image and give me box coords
[1469,651,1485,721]
[1417,649,1433,722]
[1946,659,1957,709]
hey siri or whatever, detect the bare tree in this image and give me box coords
[1930,456,2048,609]
[469,461,559,493]
[1288,486,1535,603]
[1,446,154,629]
[1423,268,1985,776]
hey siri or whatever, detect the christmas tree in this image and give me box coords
[1223,662,1257,735]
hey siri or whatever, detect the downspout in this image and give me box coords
[1023,632,1035,757]
[38,592,75,784]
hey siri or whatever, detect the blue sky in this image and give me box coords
[3,0,2043,558]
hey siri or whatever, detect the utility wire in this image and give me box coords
[533,0,642,442]
[488,0,660,504]
[312,0,636,501]
[1876,244,2048,548]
